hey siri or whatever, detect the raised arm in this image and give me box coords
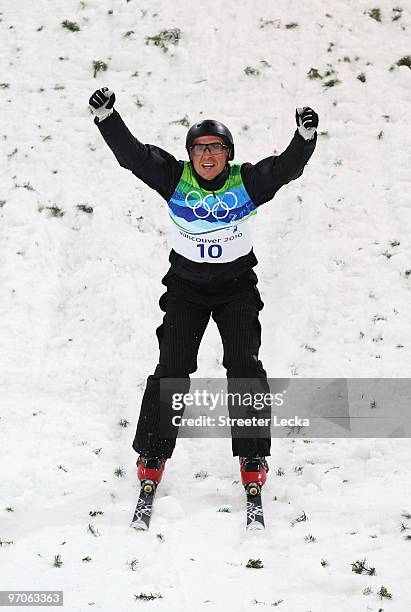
[89,87,183,201]
[241,106,319,207]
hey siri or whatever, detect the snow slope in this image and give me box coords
[1,0,411,610]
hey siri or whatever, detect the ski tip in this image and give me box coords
[130,520,149,531]
[246,521,265,531]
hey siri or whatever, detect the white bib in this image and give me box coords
[170,218,254,263]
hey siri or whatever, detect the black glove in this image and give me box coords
[295,106,319,140]
[89,87,116,122]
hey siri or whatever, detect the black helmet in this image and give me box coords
[186,119,234,160]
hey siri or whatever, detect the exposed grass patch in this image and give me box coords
[92,60,108,78]
[77,204,93,214]
[307,67,323,80]
[145,28,181,52]
[88,523,100,537]
[0,538,13,546]
[377,585,392,600]
[392,7,403,21]
[126,558,139,571]
[291,511,308,526]
[304,344,317,353]
[194,470,208,479]
[323,78,341,88]
[134,593,163,601]
[351,558,376,575]
[368,8,382,22]
[396,55,411,69]
[62,20,80,31]
[40,205,64,218]
[169,115,190,127]
[304,534,316,543]
[246,558,264,569]
[244,66,261,76]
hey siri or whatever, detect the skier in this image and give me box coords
[89,87,318,496]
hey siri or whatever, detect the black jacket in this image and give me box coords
[95,110,316,284]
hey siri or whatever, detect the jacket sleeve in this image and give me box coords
[94,109,183,201]
[241,130,317,207]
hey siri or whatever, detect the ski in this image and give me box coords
[130,480,157,531]
[245,483,265,530]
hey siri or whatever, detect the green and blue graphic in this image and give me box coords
[168,162,257,235]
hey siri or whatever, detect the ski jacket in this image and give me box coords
[95,110,316,284]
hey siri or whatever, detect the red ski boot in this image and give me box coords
[137,456,166,494]
[239,456,269,496]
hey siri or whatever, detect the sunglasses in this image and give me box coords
[189,142,229,156]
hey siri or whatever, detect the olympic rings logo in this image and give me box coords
[185,190,238,220]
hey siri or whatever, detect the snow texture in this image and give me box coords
[1,0,411,610]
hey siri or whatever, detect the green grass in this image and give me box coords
[92,60,108,78]
[62,20,80,31]
[145,28,181,52]
[396,55,411,69]
[246,558,264,569]
[368,8,382,22]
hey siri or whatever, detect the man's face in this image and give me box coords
[190,135,230,181]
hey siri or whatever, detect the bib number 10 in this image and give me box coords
[197,244,222,259]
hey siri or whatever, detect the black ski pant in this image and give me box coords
[132,269,271,459]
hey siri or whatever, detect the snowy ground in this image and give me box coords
[1,0,411,610]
